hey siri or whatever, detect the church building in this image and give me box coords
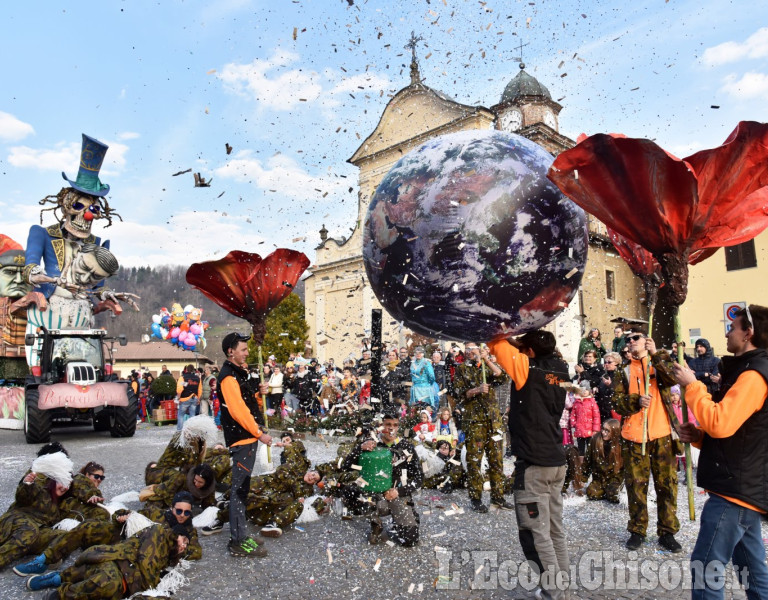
[304,41,647,363]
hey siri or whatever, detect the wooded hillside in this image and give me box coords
[93,265,305,359]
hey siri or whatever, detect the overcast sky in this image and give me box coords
[1,0,766,268]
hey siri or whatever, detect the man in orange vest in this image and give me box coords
[613,326,682,553]
[674,305,768,598]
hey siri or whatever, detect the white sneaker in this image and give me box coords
[259,524,283,538]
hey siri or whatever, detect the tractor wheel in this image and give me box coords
[24,388,51,444]
[110,388,138,438]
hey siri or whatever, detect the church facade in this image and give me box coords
[304,52,647,363]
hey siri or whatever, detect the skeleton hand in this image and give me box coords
[99,290,141,311]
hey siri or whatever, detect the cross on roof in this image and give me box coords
[513,38,530,68]
[405,31,424,84]
[404,31,424,59]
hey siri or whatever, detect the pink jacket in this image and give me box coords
[672,402,698,427]
[570,395,601,439]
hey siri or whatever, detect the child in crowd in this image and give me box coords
[435,407,458,447]
[560,389,575,446]
[412,409,436,444]
[582,418,624,503]
[569,381,601,456]
[669,384,698,478]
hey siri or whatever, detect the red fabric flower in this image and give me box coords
[186,249,309,344]
[549,121,768,304]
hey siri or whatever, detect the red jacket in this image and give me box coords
[570,395,601,439]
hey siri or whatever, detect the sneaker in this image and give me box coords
[658,533,683,553]
[26,571,62,591]
[228,539,267,558]
[201,519,224,535]
[216,499,230,511]
[491,498,514,510]
[470,499,489,513]
[14,554,47,576]
[625,532,645,550]
[260,524,283,538]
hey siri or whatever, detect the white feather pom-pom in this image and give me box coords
[192,506,220,529]
[53,518,81,531]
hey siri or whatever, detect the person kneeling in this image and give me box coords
[341,412,423,547]
[583,419,624,503]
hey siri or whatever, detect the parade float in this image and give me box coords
[0,134,140,442]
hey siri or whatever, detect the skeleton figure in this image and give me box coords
[21,135,138,366]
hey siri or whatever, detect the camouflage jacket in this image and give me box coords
[154,432,206,474]
[60,473,110,522]
[75,523,177,595]
[453,360,509,427]
[203,446,231,485]
[145,468,216,512]
[248,442,312,504]
[8,477,63,527]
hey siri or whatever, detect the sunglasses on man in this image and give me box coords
[628,334,645,342]
[174,508,193,517]
[89,473,105,481]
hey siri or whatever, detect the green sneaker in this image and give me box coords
[229,538,267,558]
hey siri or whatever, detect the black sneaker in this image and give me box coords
[658,533,683,553]
[201,519,224,536]
[228,539,267,558]
[625,532,644,550]
[491,498,514,510]
[470,499,488,513]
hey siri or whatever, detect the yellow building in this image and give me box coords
[304,46,647,363]
[680,231,767,356]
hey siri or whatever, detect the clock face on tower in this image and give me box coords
[543,110,557,130]
[500,109,522,132]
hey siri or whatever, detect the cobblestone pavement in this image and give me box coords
[0,424,756,599]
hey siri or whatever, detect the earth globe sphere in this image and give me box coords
[363,129,588,342]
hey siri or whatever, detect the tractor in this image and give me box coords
[22,327,137,443]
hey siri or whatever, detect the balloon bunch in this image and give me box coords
[150,302,209,351]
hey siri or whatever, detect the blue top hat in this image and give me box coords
[61,134,110,197]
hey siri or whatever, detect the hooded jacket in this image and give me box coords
[685,338,721,395]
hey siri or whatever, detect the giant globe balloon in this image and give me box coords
[363,130,588,342]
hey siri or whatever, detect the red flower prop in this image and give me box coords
[549,121,768,305]
[186,249,310,344]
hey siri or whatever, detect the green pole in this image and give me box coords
[676,312,696,521]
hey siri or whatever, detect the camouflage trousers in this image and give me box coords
[246,497,303,529]
[45,519,117,564]
[423,464,466,490]
[622,436,679,537]
[586,474,623,503]
[58,560,123,600]
[464,419,505,502]
[0,513,62,570]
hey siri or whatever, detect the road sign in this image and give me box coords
[723,302,747,335]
